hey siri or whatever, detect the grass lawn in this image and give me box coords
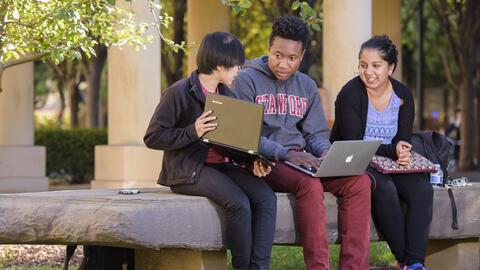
[226,242,396,270]
[1,242,395,270]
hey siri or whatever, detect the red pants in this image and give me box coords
[265,161,371,270]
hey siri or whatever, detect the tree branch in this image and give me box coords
[2,51,49,71]
[257,0,275,22]
[428,0,463,70]
[439,50,459,89]
[0,51,49,93]
[48,60,65,81]
[277,0,288,16]
[402,0,422,32]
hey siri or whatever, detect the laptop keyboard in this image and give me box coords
[299,157,324,174]
[301,165,318,174]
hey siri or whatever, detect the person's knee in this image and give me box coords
[413,180,434,204]
[295,177,324,204]
[264,188,277,209]
[299,177,323,191]
[372,177,397,196]
[372,178,399,207]
[349,174,371,194]
[423,182,433,199]
[252,186,277,210]
[226,195,251,216]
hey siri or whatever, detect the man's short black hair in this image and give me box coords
[197,32,245,74]
[269,15,308,50]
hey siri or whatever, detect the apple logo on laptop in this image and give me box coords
[345,154,353,163]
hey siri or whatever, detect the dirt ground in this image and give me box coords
[0,245,83,268]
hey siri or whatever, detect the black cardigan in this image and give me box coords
[144,70,235,186]
[330,76,415,160]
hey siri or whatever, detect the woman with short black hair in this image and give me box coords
[331,35,433,270]
[144,32,276,270]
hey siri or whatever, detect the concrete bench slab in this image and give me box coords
[0,184,479,269]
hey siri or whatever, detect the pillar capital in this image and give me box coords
[187,0,230,73]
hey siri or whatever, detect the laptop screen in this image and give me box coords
[203,94,264,153]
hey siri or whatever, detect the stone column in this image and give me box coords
[323,0,402,122]
[373,0,402,81]
[0,63,48,193]
[135,249,226,270]
[93,0,162,189]
[187,0,230,73]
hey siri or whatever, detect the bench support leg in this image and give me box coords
[426,238,479,270]
[135,248,227,270]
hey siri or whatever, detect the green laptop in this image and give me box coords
[203,93,274,166]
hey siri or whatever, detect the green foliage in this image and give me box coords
[292,1,322,31]
[229,0,323,82]
[222,0,252,16]
[369,241,396,265]
[401,0,457,88]
[0,0,151,76]
[147,0,187,53]
[35,128,108,183]
[34,61,56,110]
[230,0,276,59]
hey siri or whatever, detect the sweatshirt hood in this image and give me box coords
[244,56,277,79]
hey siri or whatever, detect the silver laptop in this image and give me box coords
[285,140,381,177]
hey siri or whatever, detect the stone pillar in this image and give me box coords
[0,63,48,193]
[135,249,227,270]
[373,0,402,81]
[187,0,230,73]
[323,0,372,122]
[323,0,402,122]
[93,0,162,189]
[426,238,480,270]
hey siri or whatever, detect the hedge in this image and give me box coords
[35,128,108,183]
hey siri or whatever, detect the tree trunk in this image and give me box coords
[68,79,80,128]
[57,81,66,128]
[83,44,107,128]
[86,73,100,128]
[443,87,449,131]
[459,78,476,170]
[161,0,186,86]
[98,96,107,128]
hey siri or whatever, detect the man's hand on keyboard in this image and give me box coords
[286,150,321,169]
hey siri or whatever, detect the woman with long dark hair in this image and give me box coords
[331,35,433,270]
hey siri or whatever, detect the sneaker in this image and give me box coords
[405,263,431,270]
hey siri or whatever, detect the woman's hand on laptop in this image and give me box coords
[286,150,321,169]
[195,110,217,137]
[252,160,271,177]
[395,140,412,166]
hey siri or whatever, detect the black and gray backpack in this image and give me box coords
[411,130,458,230]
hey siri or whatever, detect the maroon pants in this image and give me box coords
[265,161,371,270]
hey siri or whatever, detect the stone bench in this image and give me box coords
[0,184,479,270]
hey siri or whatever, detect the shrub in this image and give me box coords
[35,128,108,184]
